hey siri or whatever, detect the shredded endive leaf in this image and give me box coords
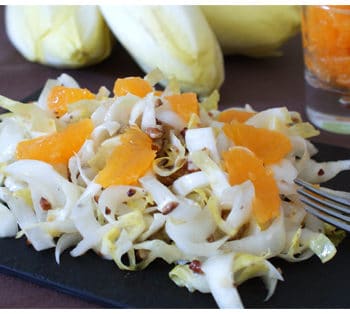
[0,72,348,309]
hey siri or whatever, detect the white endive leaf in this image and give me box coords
[5,160,82,221]
[185,127,220,164]
[2,192,55,251]
[5,5,112,68]
[0,203,18,238]
[100,5,224,95]
[202,253,243,309]
[165,207,227,258]
[189,150,230,200]
[0,118,26,163]
[55,232,82,264]
[222,213,286,258]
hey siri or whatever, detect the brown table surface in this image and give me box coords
[0,5,349,309]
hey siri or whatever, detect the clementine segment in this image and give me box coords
[217,109,256,123]
[113,77,153,98]
[222,147,280,228]
[47,86,95,118]
[223,122,292,164]
[303,6,350,89]
[165,93,199,123]
[16,119,93,164]
[95,126,156,188]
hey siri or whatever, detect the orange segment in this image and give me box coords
[222,147,280,228]
[303,6,350,90]
[113,77,153,98]
[95,126,156,188]
[47,86,95,118]
[165,93,199,123]
[223,122,292,164]
[217,109,256,123]
[16,119,93,164]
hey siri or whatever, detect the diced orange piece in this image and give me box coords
[217,109,256,123]
[113,77,153,98]
[303,6,350,90]
[95,126,156,188]
[223,122,292,164]
[165,93,199,123]
[222,147,280,228]
[47,86,95,118]
[16,119,93,164]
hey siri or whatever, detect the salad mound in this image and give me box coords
[0,71,348,308]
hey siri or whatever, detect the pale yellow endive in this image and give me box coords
[5,5,300,93]
[5,5,112,68]
[201,5,301,57]
[100,5,224,96]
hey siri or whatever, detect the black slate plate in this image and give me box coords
[0,92,349,308]
[0,144,349,309]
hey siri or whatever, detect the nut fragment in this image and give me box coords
[93,194,100,203]
[145,127,164,139]
[161,201,179,214]
[189,259,204,274]
[40,197,52,211]
[127,188,136,197]
[105,207,111,215]
[155,98,163,107]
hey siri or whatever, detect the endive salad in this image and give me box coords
[0,71,348,308]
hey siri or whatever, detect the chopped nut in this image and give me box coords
[145,127,164,139]
[40,197,52,211]
[127,188,136,197]
[155,98,163,107]
[152,143,160,151]
[206,234,215,242]
[318,168,325,176]
[93,195,100,203]
[189,260,204,274]
[161,201,179,214]
[180,127,188,138]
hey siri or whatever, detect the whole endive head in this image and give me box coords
[200,5,301,58]
[100,5,224,96]
[5,5,113,68]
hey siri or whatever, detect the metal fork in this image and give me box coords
[295,178,350,232]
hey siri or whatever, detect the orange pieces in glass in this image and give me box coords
[217,108,256,123]
[16,119,93,165]
[95,126,156,188]
[47,86,95,118]
[223,122,292,164]
[302,5,350,90]
[222,147,280,228]
[113,77,153,98]
[165,93,199,123]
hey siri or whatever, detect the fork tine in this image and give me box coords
[297,189,350,215]
[295,178,350,232]
[301,202,350,232]
[298,194,350,223]
[295,178,350,207]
